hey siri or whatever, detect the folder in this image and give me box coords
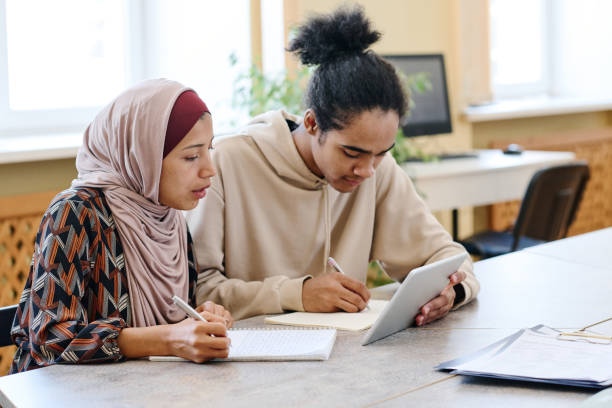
[437,323,612,389]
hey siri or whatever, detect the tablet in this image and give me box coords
[361,252,468,346]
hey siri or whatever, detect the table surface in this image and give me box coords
[1,230,610,408]
[404,149,576,211]
[524,227,612,271]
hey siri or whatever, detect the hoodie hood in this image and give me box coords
[246,110,325,190]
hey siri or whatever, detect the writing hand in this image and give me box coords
[167,319,230,363]
[302,272,370,313]
[196,301,234,328]
[415,270,466,326]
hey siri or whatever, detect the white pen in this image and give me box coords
[327,257,370,311]
[172,295,208,323]
[327,256,346,275]
[171,296,231,347]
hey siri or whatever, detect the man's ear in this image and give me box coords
[303,109,318,135]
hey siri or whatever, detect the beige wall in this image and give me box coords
[0,159,76,198]
[472,111,612,148]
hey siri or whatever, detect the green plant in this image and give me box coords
[230,52,311,118]
[390,71,434,163]
[230,53,433,165]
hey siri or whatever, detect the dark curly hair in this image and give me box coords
[287,5,406,133]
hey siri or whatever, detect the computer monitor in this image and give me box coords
[383,54,452,137]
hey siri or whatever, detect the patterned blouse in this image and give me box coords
[10,187,198,374]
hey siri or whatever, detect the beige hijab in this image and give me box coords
[72,79,192,327]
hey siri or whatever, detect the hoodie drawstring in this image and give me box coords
[323,185,331,273]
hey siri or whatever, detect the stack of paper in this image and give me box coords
[437,325,612,388]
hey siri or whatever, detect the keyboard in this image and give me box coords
[437,152,480,160]
[403,152,480,162]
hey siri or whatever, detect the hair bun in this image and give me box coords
[288,6,381,66]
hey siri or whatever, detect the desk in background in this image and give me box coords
[404,149,576,239]
[0,229,609,408]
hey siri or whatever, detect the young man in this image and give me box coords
[186,7,479,321]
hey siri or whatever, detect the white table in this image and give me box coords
[1,229,610,407]
[524,227,612,270]
[403,149,576,212]
[403,149,576,239]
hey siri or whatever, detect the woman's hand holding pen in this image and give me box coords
[302,272,370,313]
[116,302,232,362]
[196,301,234,328]
[163,297,233,363]
[166,318,230,362]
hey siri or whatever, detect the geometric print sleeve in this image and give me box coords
[10,189,129,373]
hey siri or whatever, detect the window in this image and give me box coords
[0,0,261,137]
[489,0,612,100]
[0,0,128,134]
[261,0,285,78]
[138,0,252,133]
[550,0,612,98]
[6,0,127,111]
[489,0,548,98]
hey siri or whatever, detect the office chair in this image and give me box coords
[460,162,590,259]
[0,304,18,347]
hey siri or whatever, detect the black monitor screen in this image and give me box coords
[383,54,452,137]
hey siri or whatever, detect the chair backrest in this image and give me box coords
[0,305,18,347]
[512,162,590,250]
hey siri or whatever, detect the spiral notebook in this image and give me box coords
[148,327,337,362]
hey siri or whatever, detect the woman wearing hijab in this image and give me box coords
[10,79,232,373]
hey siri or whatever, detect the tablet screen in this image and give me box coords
[361,252,468,346]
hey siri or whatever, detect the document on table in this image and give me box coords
[148,328,336,362]
[437,325,612,388]
[264,300,389,331]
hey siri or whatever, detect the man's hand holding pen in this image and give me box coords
[301,257,371,313]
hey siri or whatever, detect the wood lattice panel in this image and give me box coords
[0,191,56,377]
[489,130,612,235]
[0,215,42,376]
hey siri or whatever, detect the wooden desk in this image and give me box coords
[0,230,608,407]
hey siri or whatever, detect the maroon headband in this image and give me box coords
[163,90,210,158]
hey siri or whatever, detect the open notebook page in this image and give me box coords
[264,300,389,331]
[148,328,337,362]
[227,328,335,360]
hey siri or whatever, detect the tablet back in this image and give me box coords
[361,253,467,346]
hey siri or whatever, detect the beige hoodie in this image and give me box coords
[186,110,479,320]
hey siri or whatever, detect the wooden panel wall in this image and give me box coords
[0,191,57,376]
